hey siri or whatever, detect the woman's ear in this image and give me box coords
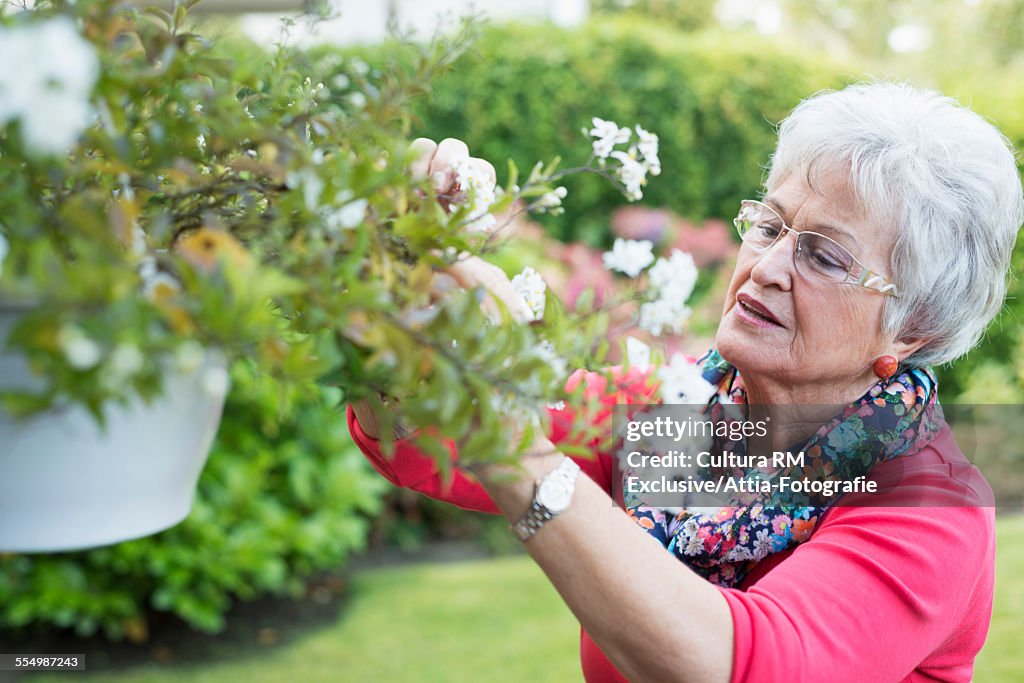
[892,337,930,362]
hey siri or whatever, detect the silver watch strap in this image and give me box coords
[511,458,580,542]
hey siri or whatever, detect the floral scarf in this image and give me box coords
[626,349,943,588]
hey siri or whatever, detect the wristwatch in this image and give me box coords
[511,457,581,542]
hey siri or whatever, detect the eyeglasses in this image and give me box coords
[733,200,898,297]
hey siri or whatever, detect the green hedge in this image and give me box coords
[403,18,848,245]
[0,364,385,640]
[929,78,1024,400]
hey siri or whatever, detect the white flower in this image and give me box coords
[109,343,144,378]
[130,225,148,257]
[0,232,8,278]
[625,336,651,370]
[637,251,698,336]
[588,117,631,159]
[490,392,542,434]
[20,91,95,157]
[602,238,654,277]
[649,250,698,303]
[635,125,661,176]
[546,400,566,411]
[534,186,567,213]
[611,149,648,201]
[346,92,367,109]
[656,353,715,405]
[58,325,102,371]
[510,266,547,321]
[0,18,100,156]
[325,198,368,232]
[37,20,98,93]
[639,299,690,336]
[533,340,569,379]
[139,255,158,282]
[301,169,324,211]
[452,157,498,233]
[0,37,34,123]
[201,366,230,397]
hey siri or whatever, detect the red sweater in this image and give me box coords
[346,369,996,683]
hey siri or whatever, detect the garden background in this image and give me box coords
[2,0,1023,680]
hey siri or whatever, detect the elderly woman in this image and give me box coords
[349,82,1022,682]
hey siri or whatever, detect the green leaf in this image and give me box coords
[143,7,174,29]
[505,158,519,191]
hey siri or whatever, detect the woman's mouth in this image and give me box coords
[735,294,783,328]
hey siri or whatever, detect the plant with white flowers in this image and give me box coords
[455,116,663,248]
[599,235,700,339]
[0,17,99,156]
[0,0,693,473]
[586,119,662,200]
[510,266,547,322]
[599,237,707,405]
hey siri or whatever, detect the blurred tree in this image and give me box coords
[978,0,1024,67]
[777,0,929,61]
[591,0,717,32]
[774,0,1024,75]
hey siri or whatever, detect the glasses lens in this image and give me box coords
[735,201,784,249]
[796,232,855,283]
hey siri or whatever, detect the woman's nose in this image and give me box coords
[749,230,796,291]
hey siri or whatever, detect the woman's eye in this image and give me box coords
[757,224,780,238]
[810,249,845,270]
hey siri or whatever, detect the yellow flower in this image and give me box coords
[175,228,252,274]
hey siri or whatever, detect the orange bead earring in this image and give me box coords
[873,355,899,379]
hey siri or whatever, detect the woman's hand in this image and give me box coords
[409,137,496,213]
[410,137,532,322]
[353,137,531,439]
[442,254,534,323]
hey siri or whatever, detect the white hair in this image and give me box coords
[765,81,1024,366]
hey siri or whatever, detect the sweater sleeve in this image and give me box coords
[720,502,996,683]
[346,365,659,513]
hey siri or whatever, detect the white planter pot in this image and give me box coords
[0,307,227,552]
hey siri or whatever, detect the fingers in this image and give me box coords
[445,256,507,287]
[409,138,438,181]
[464,157,497,190]
[429,138,470,193]
[409,137,495,215]
[407,139,528,333]
[445,257,533,323]
[428,271,460,299]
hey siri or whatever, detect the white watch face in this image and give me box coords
[537,478,573,514]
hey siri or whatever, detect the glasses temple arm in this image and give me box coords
[857,268,899,296]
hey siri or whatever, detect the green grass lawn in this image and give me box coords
[975,513,1024,682]
[26,555,583,683]
[26,516,1024,683]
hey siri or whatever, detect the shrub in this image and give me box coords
[0,0,631,482]
[0,364,386,639]
[929,80,1024,401]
